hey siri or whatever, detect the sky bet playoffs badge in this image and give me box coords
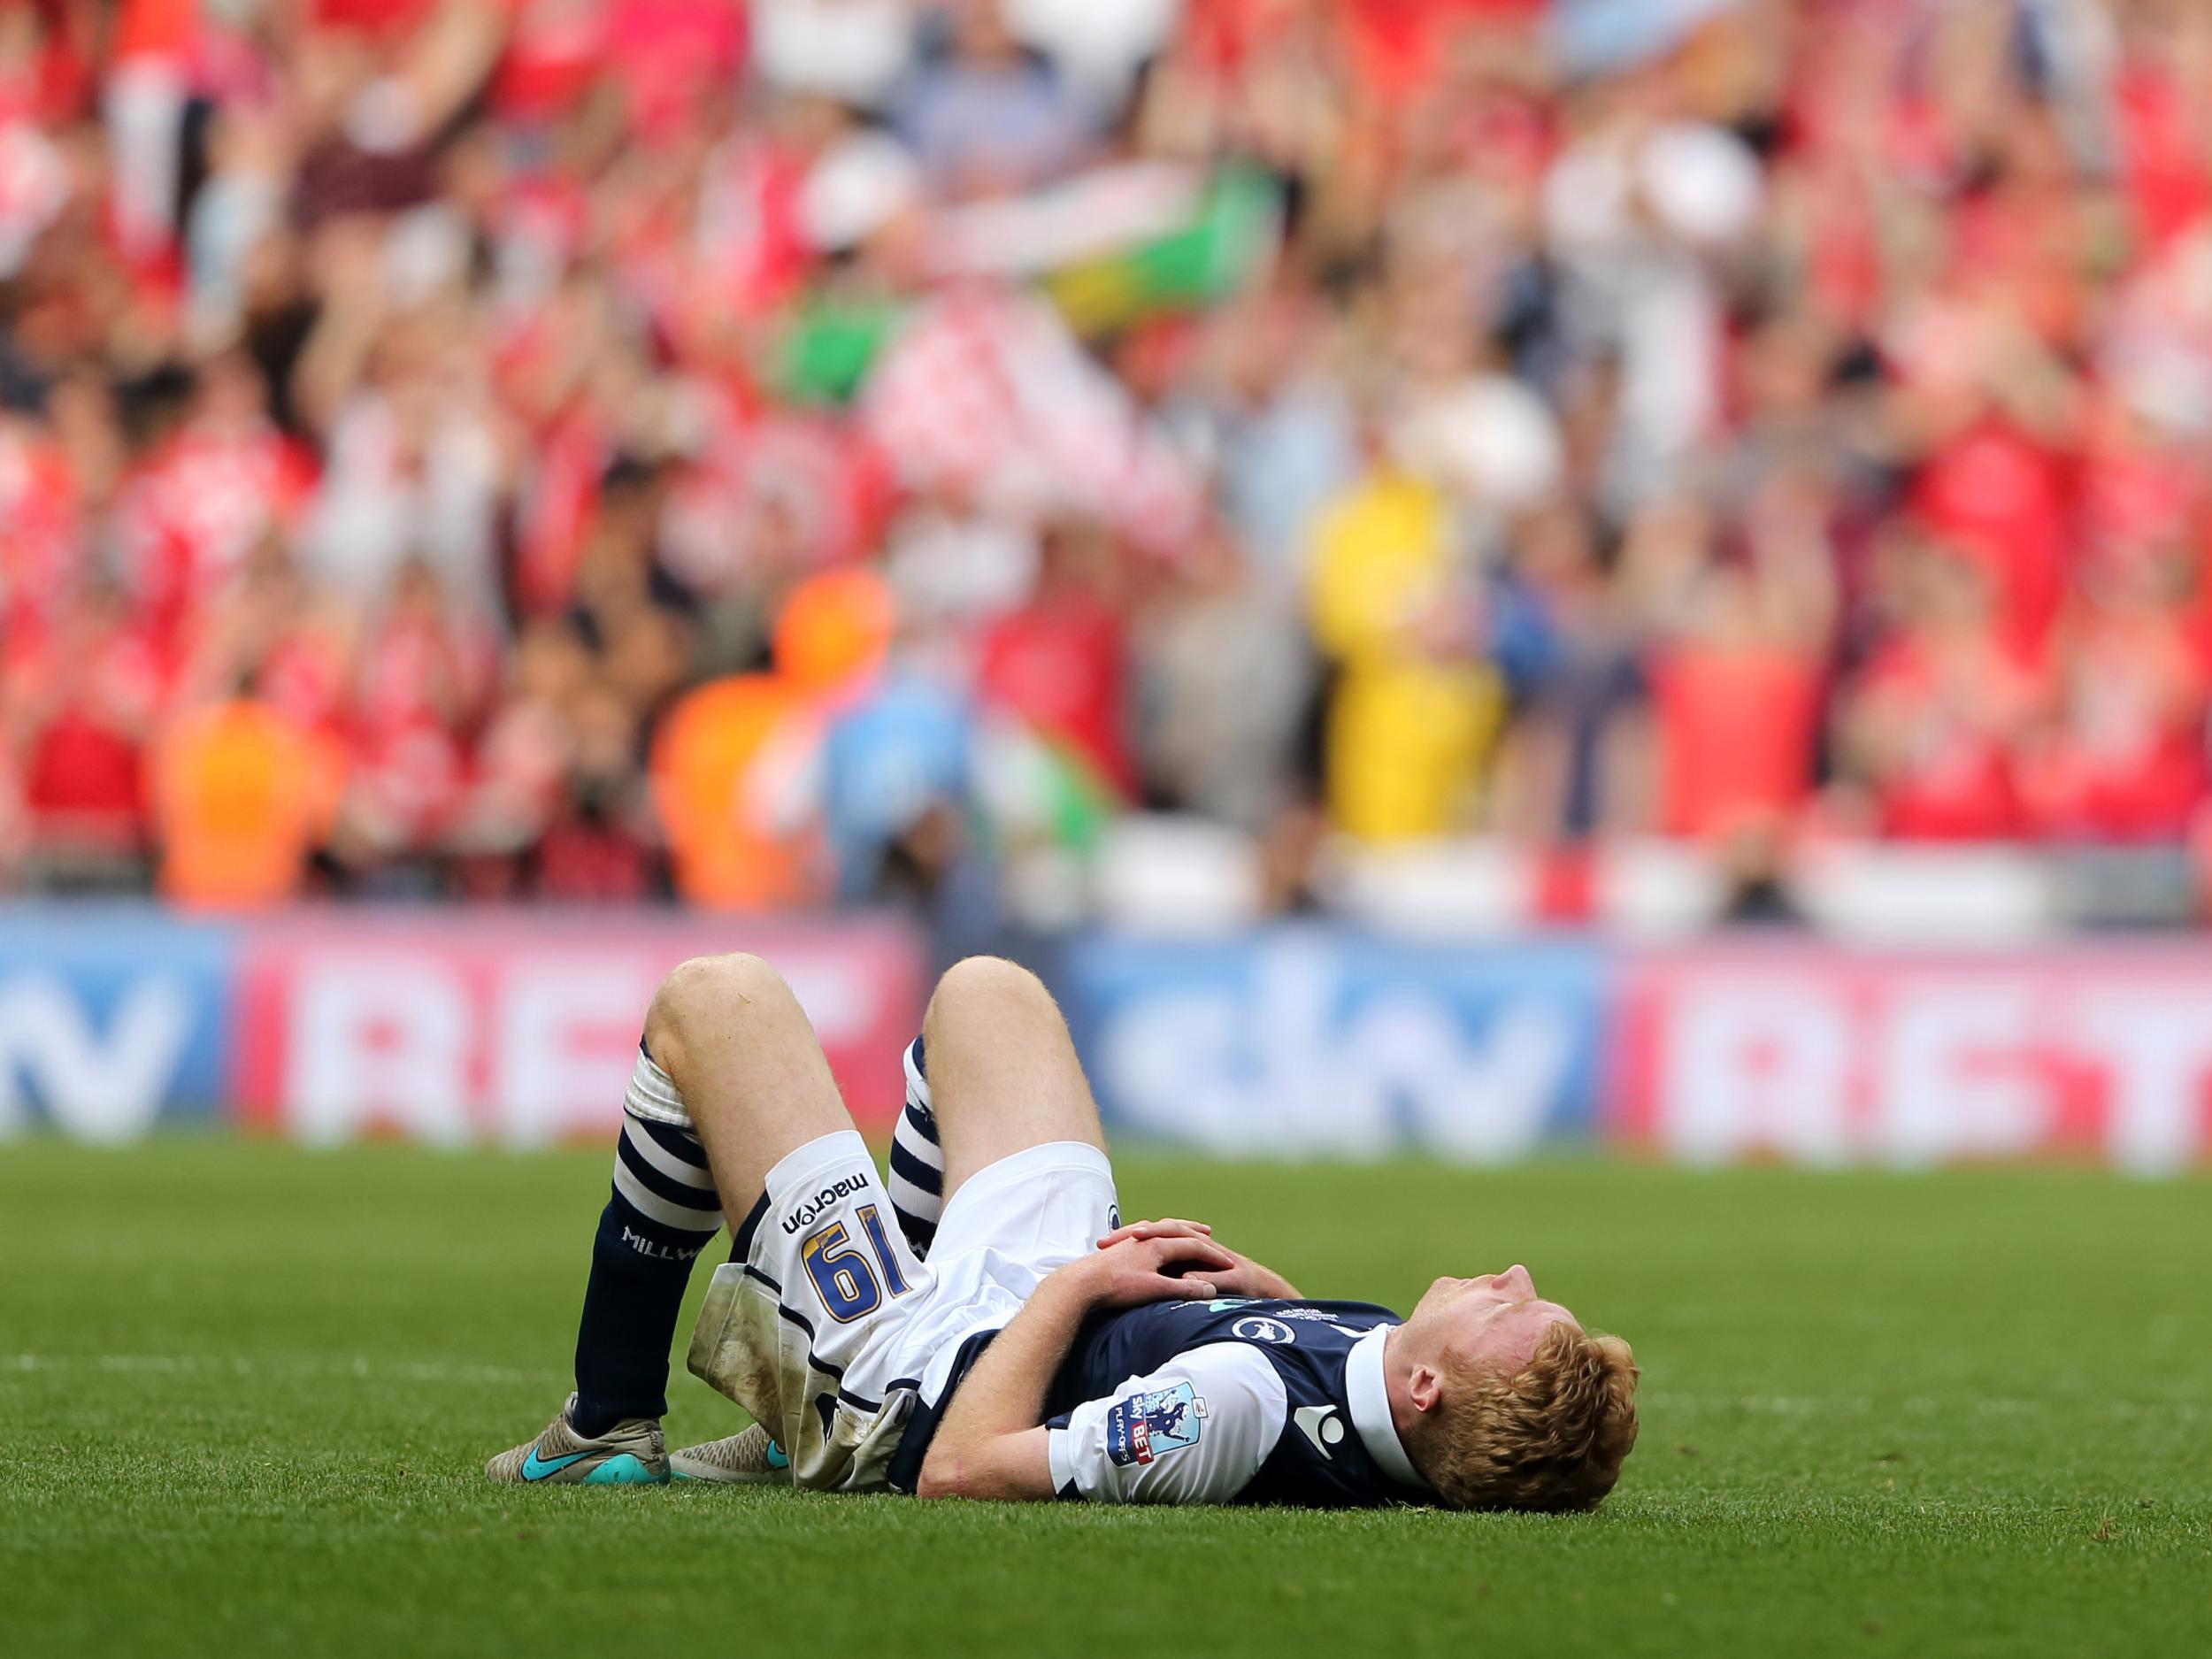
[1104,1383,1206,1467]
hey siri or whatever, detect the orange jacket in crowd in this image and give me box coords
[149,700,345,908]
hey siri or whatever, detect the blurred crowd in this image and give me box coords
[7,0,2212,921]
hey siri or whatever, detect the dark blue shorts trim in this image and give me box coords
[888,1138,943,1196]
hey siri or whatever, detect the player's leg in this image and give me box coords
[638,949,857,1212]
[488,952,855,1485]
[872,953,1122,1334]
[880,956,1111,1257]
[926,954,1107,1192]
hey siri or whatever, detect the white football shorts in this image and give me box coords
[686,1128,1119,1493]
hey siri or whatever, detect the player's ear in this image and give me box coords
[1409,1363,1443,1417]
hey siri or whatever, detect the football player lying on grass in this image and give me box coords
[488,953,1640,1509]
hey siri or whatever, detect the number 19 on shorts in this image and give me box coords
[801,1205,911,1321]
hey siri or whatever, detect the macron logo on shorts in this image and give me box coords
[781,1172,876,1235]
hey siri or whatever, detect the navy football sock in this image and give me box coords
[887,1035,943,1259]
[570,1081,723,1438]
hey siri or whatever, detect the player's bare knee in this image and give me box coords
[926,955,1053,1035]
[645,951,786,1066]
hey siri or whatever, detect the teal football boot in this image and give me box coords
[485,1394,668,1486]
[669,1423,791,1484]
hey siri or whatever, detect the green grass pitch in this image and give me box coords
[4,1140,2208,1659]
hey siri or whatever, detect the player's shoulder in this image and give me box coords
[1176,1338,1290,1399]
[1117,1341,1292,1463]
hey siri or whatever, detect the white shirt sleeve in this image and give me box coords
[1045,1343,1286,1504]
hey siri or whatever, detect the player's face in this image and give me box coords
[1406,1264,1575,1376]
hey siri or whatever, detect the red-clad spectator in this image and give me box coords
[456,620,588,862]
[532,680,660,900]
[484,163,594,313]
[1642,482,1835,844]
[489,0,613,127]
[1839,543,2044,842]
[296,288,506,620]
[2020,552,2210,844]
[0,4,95,127]
[660,403,895,605]
[2079,413,2204,576]
[2109,2,2212,256]
[1904,411,2074,654]
[10,579,164,868]
[606,0,749,145]
[1943,100,2097,347]
[1654,642,1820,842]
[1338,0,1540,104]
[338,557,498,860]
[976,517,1133,803]
[114,351,318,665]
[1886,264,2086,654]
[178,539,357,738]
[0,408,81,668]
[509,401,611,619]
[1650,591,1824,845]
[684,107,812,318]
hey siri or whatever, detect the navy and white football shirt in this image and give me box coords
[1037,1298,1432,1506]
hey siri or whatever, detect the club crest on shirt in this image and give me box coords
[1105,1382,1206,1467]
